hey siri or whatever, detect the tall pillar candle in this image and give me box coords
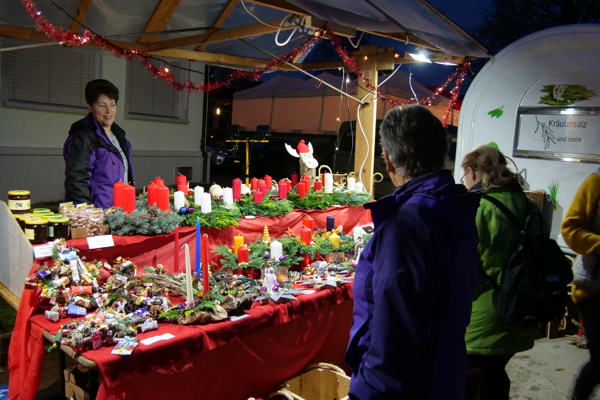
[326,216,335,232]
[174,191,186,210]
[147,183,159,207]
[233,235,244,254]
[313,180,323,191]
[296,182,306,198]
[232,178,242,200]
[253,191,263,204]
[174,226,180,273]
[194,186,204,206]
[355,182,365,193]
[195,218,201,275]
[347,176,356,190]
[324,173,334,193]
[303,216,314,231]
[238,245,249,263]
[222,187,233,205]
[328,232,341,249]
[122,185,136,214]
[353,226,364,242]
[301,226,312,245]
[258,179,265,189]
[259,184,267,198]
[250,177,258,191]
[156,185,170,210]
[176,174,187,193]
[200,192,212,213]
[291,173,299,185]
[270,240,283,260]
[153,177,165,186]
[264,175,272,190]
[113,181,126,209]
[278,180,288,199]
[183,243,193,305]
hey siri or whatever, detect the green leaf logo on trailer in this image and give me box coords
[538,84,597,106]
[487,106,504,118]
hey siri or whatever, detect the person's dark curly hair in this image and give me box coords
[379,105,448,178]
[85,79,119,106]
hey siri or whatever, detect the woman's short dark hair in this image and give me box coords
[85,79,119,106]
[379,105,448,178]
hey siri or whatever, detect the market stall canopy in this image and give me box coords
[232,70,459,133]
[0,0,490,72]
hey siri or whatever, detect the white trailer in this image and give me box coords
[455,24,600,252]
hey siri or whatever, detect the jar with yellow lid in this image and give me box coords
[24,218,48,244]
[47,216,70,240]
[8,190,31,214]
[33,211,55,218]
[17,214,35,231]
[31,208,50,213]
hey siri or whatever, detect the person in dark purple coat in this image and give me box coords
[63,79,133,209]
[345,105,480,400]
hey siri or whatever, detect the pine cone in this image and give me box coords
[149,305,164,319]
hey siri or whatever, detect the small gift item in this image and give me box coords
[141,319,158,333]
[111,336,138,356]
[45,309,59,322]
[67,304,87,316]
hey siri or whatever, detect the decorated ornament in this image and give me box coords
[285,140,319,182]
[186,206,194,214]
[209,183,224,199]
[262,225,271,243]
[179,207,188,214]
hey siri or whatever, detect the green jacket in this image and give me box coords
[465,181,548,355]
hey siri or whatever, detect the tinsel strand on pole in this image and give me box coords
[21,0,466,117]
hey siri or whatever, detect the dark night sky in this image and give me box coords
[427,0,494,32]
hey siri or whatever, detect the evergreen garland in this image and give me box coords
[106,200,184,236]
[288,191,334,210]
[330,190,374,206]
[180,201,241,229]
[236,195,294,217]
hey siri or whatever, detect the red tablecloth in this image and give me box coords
[70,205,372,273]
[8,206,368,400]
[10,283,353,400]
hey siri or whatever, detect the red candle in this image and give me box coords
[302,175,311,183]
[299,254,310,270]
[176,174,187,193]
[303,216,314,231]
[157,185,170,211]
[250,177,258,191]
[278,180,288,199]
[321,173,326,184]
[314,180,323,191]
[153,177,165,186]
[122,184,136,214]
[297,182,306,198]
[259,184,267,197]
[258,179,265,189]
[174,226,180,273]
[301,226,312,245]
[238,245,249,263]
[147,183,159,207]
[264,175,272,190]
[253,191,263,204]
[113,181,126,209]
[202,233,210,292]
[232,178,242,200]
[291,173,299,185]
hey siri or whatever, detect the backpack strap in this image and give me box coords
[478,193,532,288]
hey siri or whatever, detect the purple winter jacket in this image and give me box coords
[345,169,480,400]
[63,113,133,209]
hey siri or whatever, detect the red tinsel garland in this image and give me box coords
[20,0,466,126]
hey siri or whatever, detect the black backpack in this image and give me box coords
[481,194,573,327]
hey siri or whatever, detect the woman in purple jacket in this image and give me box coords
[345,105,481,400]
[63,79,134,209]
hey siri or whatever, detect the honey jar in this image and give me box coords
[8,190,31,214]
[47,216,70,240]
[24,218,48,244]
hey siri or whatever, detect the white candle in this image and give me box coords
[355,182,365,192]
[347,176,356,190]
[194,186,204,206]
[183,243,194,305]
[324,173,334,193]
[223,187,233,205]
[201,192,212,213]
[270,240,283,260]
[353,226,364,242]
[174,191,186,210]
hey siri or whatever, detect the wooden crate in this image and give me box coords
[271,363,350,400]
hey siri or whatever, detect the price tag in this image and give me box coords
[33,244,53,259]
[87,235,115,249]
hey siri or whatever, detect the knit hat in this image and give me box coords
[297,140,309,153]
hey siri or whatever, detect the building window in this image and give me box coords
[2,44,99,112]
[125,59,189,123]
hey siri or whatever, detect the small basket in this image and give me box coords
[268,363,350,400]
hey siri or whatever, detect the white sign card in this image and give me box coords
[86,235,115,249]
[33,244,53,259]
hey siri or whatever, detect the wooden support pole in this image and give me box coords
[354,47,379,195]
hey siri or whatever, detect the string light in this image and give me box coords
[20,0,467,121]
